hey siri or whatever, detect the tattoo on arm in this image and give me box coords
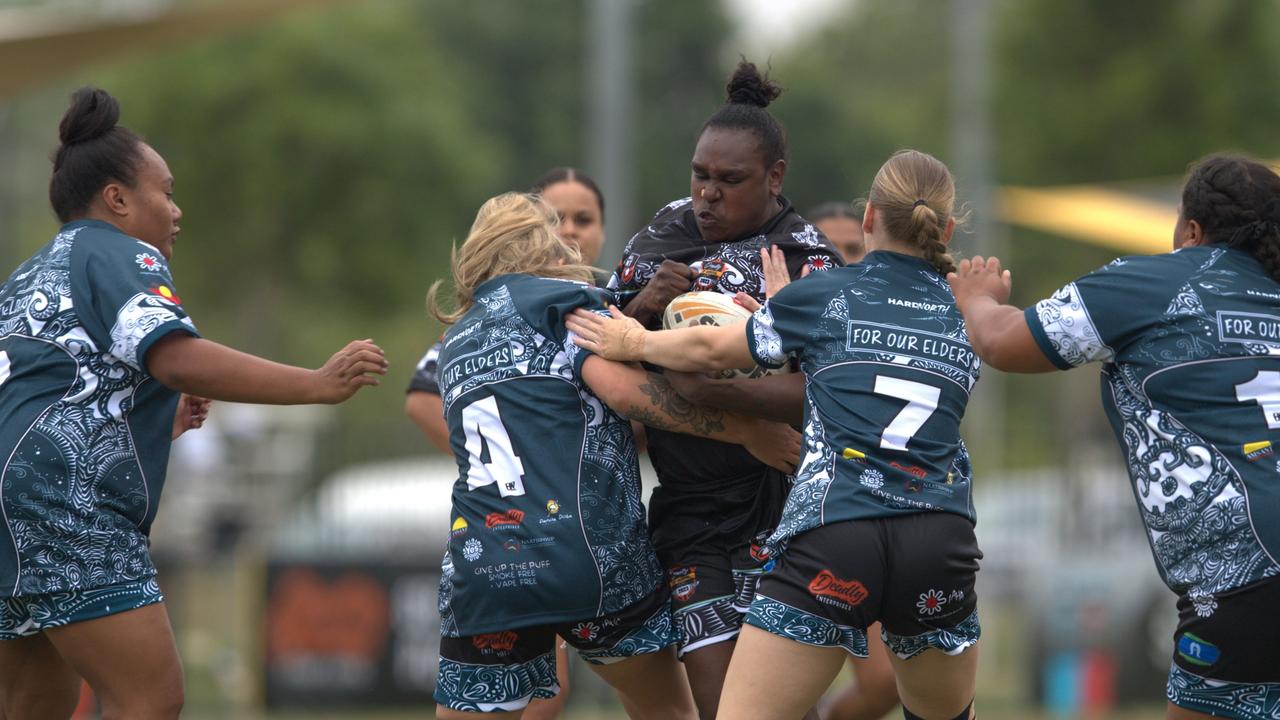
[626,373,728,437]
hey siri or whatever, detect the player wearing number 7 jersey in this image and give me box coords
[425,193,799,720]
[950,154,1280,720]
[568,150,984,720]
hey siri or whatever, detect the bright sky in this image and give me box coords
[724,0,855,53]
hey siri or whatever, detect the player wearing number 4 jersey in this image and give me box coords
[424,193,798,719]
[569,150,984,720]
[951,154,1280,720]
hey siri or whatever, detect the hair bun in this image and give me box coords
[58,87,120,147]
[725,59,782,109]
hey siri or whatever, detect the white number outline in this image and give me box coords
[1235,370,1280,430]
[460,395,527,497]
[874,375,941,451]
[0,351,9,388]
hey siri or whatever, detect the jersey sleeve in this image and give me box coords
[407,340,444,395]
[746,278,816,369]
[1024,255,1173,370]
[73,237,199,373]
[514,277,612,377]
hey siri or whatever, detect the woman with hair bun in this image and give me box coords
[606,58,845,719]
[950,153,1280,719]
[571,149,985,719]
[0,87,386,718]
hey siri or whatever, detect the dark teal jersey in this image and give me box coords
[0,220,198,597]
[435,274,661,636]
[1026,246,1280,597]
[745,251,979,553]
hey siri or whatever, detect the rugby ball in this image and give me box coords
[661,291,789,379]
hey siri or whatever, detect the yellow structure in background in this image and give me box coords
[999,184,1176,256]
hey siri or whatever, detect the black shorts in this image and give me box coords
[1166,576,1280,718]
[434,582,676,713]
[745,513,982,660]
[649,474,787,656]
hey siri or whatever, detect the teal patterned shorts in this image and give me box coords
[0,577,163,639]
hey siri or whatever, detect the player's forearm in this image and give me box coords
[674,372,806,425]
[621,372,755,444]
[584,358,748,444]
[147,335,324,404]
[641,324,751,372]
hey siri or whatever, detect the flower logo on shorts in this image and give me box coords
[1189,591,1218,618]
[571,622,599,642]
[917,589,946,616]
[462,538,482,562]
[860,468,884,489]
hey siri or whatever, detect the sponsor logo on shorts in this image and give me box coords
[916,589,947,616]
[1243,440,1273,462]
[546,500,560,515]
[451,516,469,538]
[668,566,699,601]
[486,509,525,529]
[808,570,868,609]
[503,538,521,552]
[890,461,927,479]
[1177,632,1220,667]
[1189,591,1218,618]
[472,631,519,653]
[749,543,769,562]
[571,621,600,642]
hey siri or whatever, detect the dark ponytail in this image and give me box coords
[1181,154,1280,283]
[699,59,788,167]
[49,87,143,223]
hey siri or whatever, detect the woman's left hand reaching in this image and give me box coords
[566,306,647,361]
[172,394,211,440]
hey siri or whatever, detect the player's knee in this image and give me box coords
[902,699,973,720]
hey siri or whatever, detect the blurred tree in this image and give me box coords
[996,0,1280,184]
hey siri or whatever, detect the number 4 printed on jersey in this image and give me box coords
[461,395,527,497]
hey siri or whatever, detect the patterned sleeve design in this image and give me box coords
[1027,281,1114,369]
[80,240,197,372]
[748,305,788,369]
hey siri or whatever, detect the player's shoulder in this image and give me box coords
[72,222,166,269]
